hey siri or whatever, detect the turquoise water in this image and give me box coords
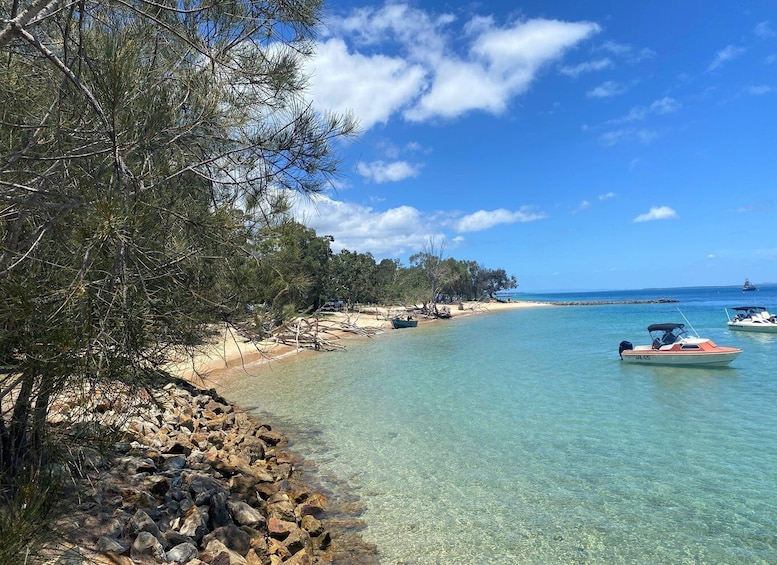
[219,286,777,564]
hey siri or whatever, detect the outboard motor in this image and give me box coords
[618,340,633,359]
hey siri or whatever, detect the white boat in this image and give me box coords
[618,323,742,366]
[726,306,777,333]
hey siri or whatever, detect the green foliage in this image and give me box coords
[0,0,355,504]
[0,467,60,563]
[251,220,333,314]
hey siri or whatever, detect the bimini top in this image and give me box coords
[647,323,685,332]
[731,306,766,312]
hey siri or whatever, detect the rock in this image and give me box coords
[143,474,170,496]
[286,549,314,565]
[315,530,332,550]
[203,524,251,555]
[96,535,127,554]
[300,515,324,537]
[46,382,377,565]
[163,529,194,548]
[126,509,166,548]
[53,546,84,565]
[245,549,265,565]
[267,517,295,539]
[209,491,232,528]
[204,539,248,565]
[187,471,229,500]
[257,428,283,446]
[117,455,157,475]
[266,498,296,523]
[130,531,166,562]
[165,541,199,563]
[178,505,209,541]
[227,499,266,528]
[282,526,311,555]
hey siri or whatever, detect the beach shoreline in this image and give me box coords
[168,300,552,387]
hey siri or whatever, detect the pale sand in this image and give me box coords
[168,300,551,387]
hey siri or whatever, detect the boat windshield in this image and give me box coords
[648,323,688,345]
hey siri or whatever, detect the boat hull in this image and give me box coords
[728,322,777,333]
[620,350,741,366]
[391,318,418,329]
[620,340,742,366]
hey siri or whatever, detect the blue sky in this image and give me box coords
[289,1,776,292]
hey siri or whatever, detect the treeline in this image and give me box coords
[247,220,518,316]
[0,0,514,559]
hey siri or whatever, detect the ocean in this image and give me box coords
[218,285,777,564]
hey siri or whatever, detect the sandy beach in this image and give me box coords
[168,300,551,386]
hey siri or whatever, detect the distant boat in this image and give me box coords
[743,279,757,291]
[391,317,418,329]
[618,323,741,366]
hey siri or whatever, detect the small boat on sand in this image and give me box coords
[726,306,777,333]
[391,317,418,329]
[742,279,757,291]
[618,323,741,366]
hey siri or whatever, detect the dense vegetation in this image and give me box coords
[0,0,515,559]
[248,222,517,312]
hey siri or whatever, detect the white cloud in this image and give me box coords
[293,195,436,255]
[754,21,776,38]
[596,41,655,63]
[745,85,773,95]
[616,96,681,123]
[453,207,547,232]
[560,58,612,77]
[587,80,627,98]
[649,97,682,115]
[600,128,659,146]
[596,96,680,145]
[709,45,746,71]
[307,38,426,130]
[291,195,544,257]
[311,5,601,127]
[356,160,420,183]
[707,254,716,259]
[633,206,679,222]
[573,200,591,214]
[598,192,616,200]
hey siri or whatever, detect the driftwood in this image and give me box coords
[270,314,382,351]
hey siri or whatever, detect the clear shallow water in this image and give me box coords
[220,286,777,564]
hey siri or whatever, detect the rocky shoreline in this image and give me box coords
[45,379,378,564]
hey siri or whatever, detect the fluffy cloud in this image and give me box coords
[290,194,545,257]
[587,80,627,98]
[453,207,547,232]
[560,58,612,77]
[356,160,420,183]
[293,194,437,255]
[310,4,601,127]
[307,39,426,130]
[633,206,679,222]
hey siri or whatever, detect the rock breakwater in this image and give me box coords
[550,298,678,306]
[45,380,377,564]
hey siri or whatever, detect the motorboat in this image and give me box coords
[618,323,741,366]
[726,306,777,333]
[742,279,757,291]
[391,317,418,329]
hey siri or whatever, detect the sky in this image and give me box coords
[289,0,777,292]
